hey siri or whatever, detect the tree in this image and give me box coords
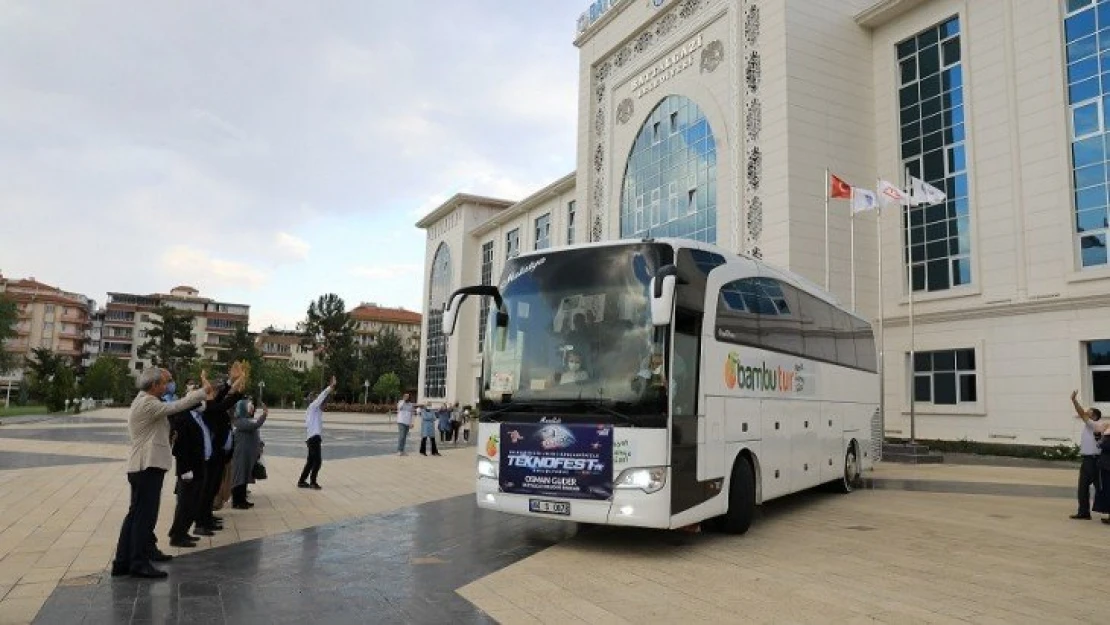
[372,372,401,404]
[219,324,262,375]
[137,306,198,380]
[359,329,419,399]
[81,356,132,402]
[258,359,301,407]
[25,347,76,411]
[301,294,357,397]
[0,295,17,375]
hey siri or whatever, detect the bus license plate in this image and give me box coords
[529,499,570,516]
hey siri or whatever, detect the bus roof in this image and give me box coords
[511,237,858,320]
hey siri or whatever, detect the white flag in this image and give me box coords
[850,188,878,214]
[877,180,908,207]
[910,176,947,205]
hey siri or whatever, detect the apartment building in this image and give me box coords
[255,328,317,372]
[350,304,422,353]
[417,0,1110,446]
[0,273,95,384]
[102,285,250,373]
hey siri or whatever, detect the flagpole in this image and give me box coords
[824,167,830,292]
[876,178,886,453]
[905,167,916,445]
[850,187,857,311]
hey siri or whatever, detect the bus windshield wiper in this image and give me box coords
[571,401,634,425]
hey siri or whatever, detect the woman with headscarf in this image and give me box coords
[230,398,268,509]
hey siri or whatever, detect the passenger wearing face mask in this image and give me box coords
[1070,390,1109,521]
[559,352,589,385]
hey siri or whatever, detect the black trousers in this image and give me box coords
[451,422,461,442]
[169,470,205,539]
[232,484,249,505]
[1079,455,1099,515]
[114,468,166,571]
[419,436,439,455]
[299,435,322,485]
[199,452,225,526]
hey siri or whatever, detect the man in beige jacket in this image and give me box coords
[111,367,208,579]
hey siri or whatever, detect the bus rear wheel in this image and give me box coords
[719,457,755,534]
[835,443,861,494]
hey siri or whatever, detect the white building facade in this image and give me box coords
[418,0,1110,446]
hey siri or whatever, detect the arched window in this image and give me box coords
[620,95,718,243]
[424,243,452,398]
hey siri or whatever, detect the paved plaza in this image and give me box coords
[0,408,1106,624]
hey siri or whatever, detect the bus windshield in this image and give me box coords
[483,243,673,412]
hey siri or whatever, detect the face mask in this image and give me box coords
[568,362,581,372]
[166,381,176,395]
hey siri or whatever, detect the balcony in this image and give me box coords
[14,324,30,335]
[3,339,29,352]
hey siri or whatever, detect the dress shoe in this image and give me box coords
[297,482,312,489]
[211,515,223,522]
[309,483,322,490]
[110,563,129,577]
[231,501,254,509]
[169,537,197,548]
[130,564,168,579]
[150,551,173,563]
[1070,513,1092,520]
[192,527,215,536]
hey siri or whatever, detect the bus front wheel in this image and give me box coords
[835,443,861,494]
[720,457,755,534]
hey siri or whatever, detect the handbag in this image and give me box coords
[252,460,268,480]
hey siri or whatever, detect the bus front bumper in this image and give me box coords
[475,477,672,528]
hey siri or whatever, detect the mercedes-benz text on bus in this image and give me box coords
[441,238,878,534]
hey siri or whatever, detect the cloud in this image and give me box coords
[274,232,310,261]
[350,264,422,280]
[161,245,268,291]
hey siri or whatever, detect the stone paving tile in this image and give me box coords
[460,488,1108,624]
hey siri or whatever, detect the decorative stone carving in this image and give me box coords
[745,99,761,141]
[751,246,762,259]
[616,98,635,125]
[746,146,762,191]
[595,108,606,135]
[746,196,763,240]
[744,4,760,46]
[591,215,603,242]
[701,40,724,74]
[656,13,678,37]
[595,82,606,104]
[614,45,632,68]
[634,30,654,54]
[595,60,612,83]
[679,0,704,20]
[594,144,605,172]
[745,51,761,92]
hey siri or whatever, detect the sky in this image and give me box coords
[0,1,583,331]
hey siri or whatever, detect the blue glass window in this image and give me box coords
[424,243,452,398]
[1066,0,1110,267]
[477,241,494,354]
[620,96,717,243]
[898,17,971,291]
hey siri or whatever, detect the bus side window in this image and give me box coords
[800,293,837,363]
[853,316,877,372]
[832,310,857,369]
[716,280,760,346]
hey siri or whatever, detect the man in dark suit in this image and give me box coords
[168,405,209,547]
[199,366,245,529]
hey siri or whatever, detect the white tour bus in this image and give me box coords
[442,238,878,533]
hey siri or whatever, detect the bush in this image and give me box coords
[890,437,1082,462]
[323,402,396,414]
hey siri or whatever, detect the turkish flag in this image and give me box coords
[829,174,852,199]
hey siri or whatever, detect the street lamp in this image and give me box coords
[258,379,265,405]
[363,379,369,405]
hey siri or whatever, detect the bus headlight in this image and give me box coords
[477,456,498,480]
[614,467,667,494]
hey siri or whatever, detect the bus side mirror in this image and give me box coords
[442,293,464,336]
[650,264,678,327]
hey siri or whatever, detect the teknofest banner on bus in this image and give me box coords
[499,423,613,500]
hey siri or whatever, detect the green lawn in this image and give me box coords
[0,405,50,417]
